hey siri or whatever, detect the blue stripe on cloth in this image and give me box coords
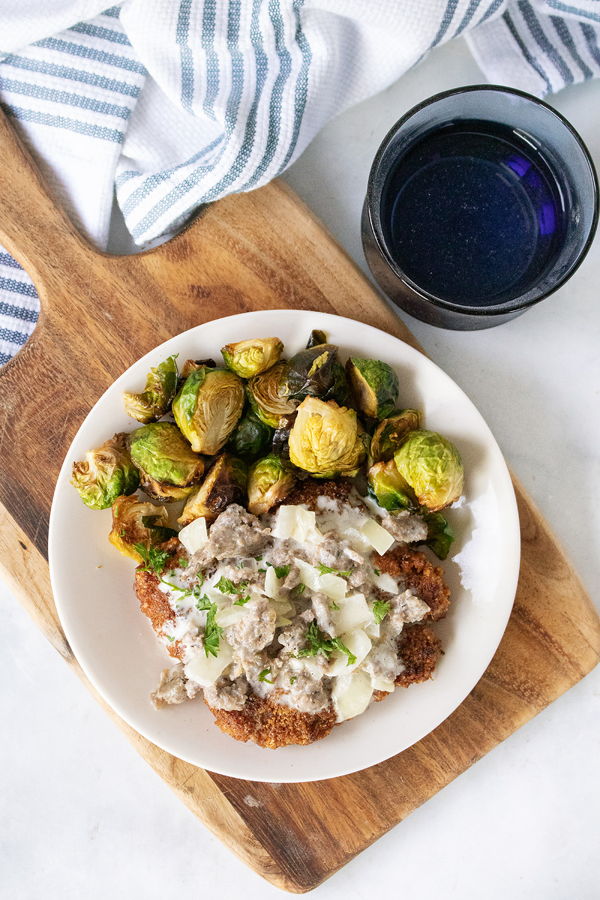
[1,103,125,142]
[202,0,219,118]
[176,0,194,111]
[0,300,39,322]
[545,1,600,23]
[0,276,38,298]
[551,16,594,76]
[479,0,506,24]
[581,22,600,64]
[518,0,574,83]
[454,0,483,36]
[34,37,146,75]
[102,6,122,18]
[0,54,142,97]
[430,0,460,47]
[503,10,553,91]
[280,0,312,170]
[131,1,246,239]
[0,76,130,118]
[0,251,23,270]
[0,326,34,344]
[69,22,131,46]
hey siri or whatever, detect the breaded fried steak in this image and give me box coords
[134,481,451,749]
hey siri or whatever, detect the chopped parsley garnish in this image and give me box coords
[258,667,274,684]
[134,544,170,576]
[330,601,340,611]
[179,558,188,568]
[255,555,263,561]
[195,594,213,612]
[372,600,390,624]
[215,576,248,595]
[315,563,351,578]
[233,595,250,606]
[203,604,223,658]
[289,675,298,685]
[291,583,306,597]
[257,568,266,573]
[373,567,381,577]
[165,635,175,642]
[266,562,291,579]
[297,620,356,666]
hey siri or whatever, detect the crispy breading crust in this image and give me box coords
[374,546,451,621]
[285,477,354,509]
[207,695,337,749]
[135,538,185,661]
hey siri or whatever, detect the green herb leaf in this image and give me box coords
[297,620,356,665]
[372,599,390,624]
[330,601,340,611]
[315,563,351,578]
[178,558,188,567]
[289,675,297,685]
[266,562,291,579]
[234,595,250,606]
[166,635,175,642]
[291,583,306,598]
[134,543,170,576]
[215,576,248,595]
[195,594,213,612]
[373,567,381,577]
[258,667,274,684]
[203,604,223,658]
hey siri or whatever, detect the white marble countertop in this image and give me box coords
[2,36,599,900]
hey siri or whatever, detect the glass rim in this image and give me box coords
[365,84,599,317]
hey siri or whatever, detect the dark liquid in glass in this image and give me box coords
[382,120,567,306]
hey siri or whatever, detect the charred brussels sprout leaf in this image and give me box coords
[306,329,327,349]
[288,397,367,478]
[123,355,178,424]
[221,337,284,378]
[181,358,215,378]
[71,433,139,510]
[129,422,205,502]
[393,429,464,511]
[108,495,170,562]
[178,453,247,526]
[419,511,455,560]
[227,410,273,460]
[172,366,245,454]
[246,362,297,428]
[368,459,415,511]
[369,408,421,464]
[285,344,349,404]
[272,412,297,458]
[247,453,296,515]
[346,358,399,420]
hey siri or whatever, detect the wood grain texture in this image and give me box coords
[0,108,598,893]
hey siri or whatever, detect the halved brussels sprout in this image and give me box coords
[246,362,297,428]
[306,329,327,349]
[129,422,205,502]
[123,355,178,424]
[419,511,455,560]
[394,430,464,511]
[221,337,283,378]
[71,433,139,510]
[369,409,421,464]
[172,366,244,454]
[288,397,367,478]
[181,358,215,378]
[247,453,296,515]
[368,459,415,511]
[108,495,170,561]
[227,410,273,460]
[178,454,247,526]
[346,358,399,420]
[285,344,349,404]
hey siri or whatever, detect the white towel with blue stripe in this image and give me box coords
[1,0,599,365]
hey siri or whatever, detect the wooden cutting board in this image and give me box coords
[1,109,599,893]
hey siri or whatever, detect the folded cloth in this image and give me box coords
[1,0,599,365]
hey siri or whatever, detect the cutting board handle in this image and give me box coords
[0,109,93,289]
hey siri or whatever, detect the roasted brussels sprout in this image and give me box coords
[129,422,205,501]
[181,358,215,378]
[247,453,296,515]
[227,410,273,461]
[246,362,297,428]
[369,409,421,464]
[71,433,139,510]
[288,397,367,478]
[172,366,244,454]
[419,512,455,560]
[285,344,349,404]
[306,329,327,349]
[346,358,399,420]
[108,495,170,562]
[368,459,415,511]
[221,337,283,378]
[271,412,297,457]
[394,430,464,511]
[178,453,247,526]
[123,355,178,424]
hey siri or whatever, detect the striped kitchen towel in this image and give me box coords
[1,0,599,365]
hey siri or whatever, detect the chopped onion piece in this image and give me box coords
[178,516,208,555]
[332,669,374,722]
[272,505,323,544]
[264,565,281,599]
[333,593,372,633]
[318,572,347,602]
[216,606,247,627]
[329,628,372,676]
[184,641,233,687]
[371,675,395,693]
[293,557,321,592]
[360,518,395,555]
[373,572,398,594]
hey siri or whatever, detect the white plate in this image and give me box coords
[49,310,520,783]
